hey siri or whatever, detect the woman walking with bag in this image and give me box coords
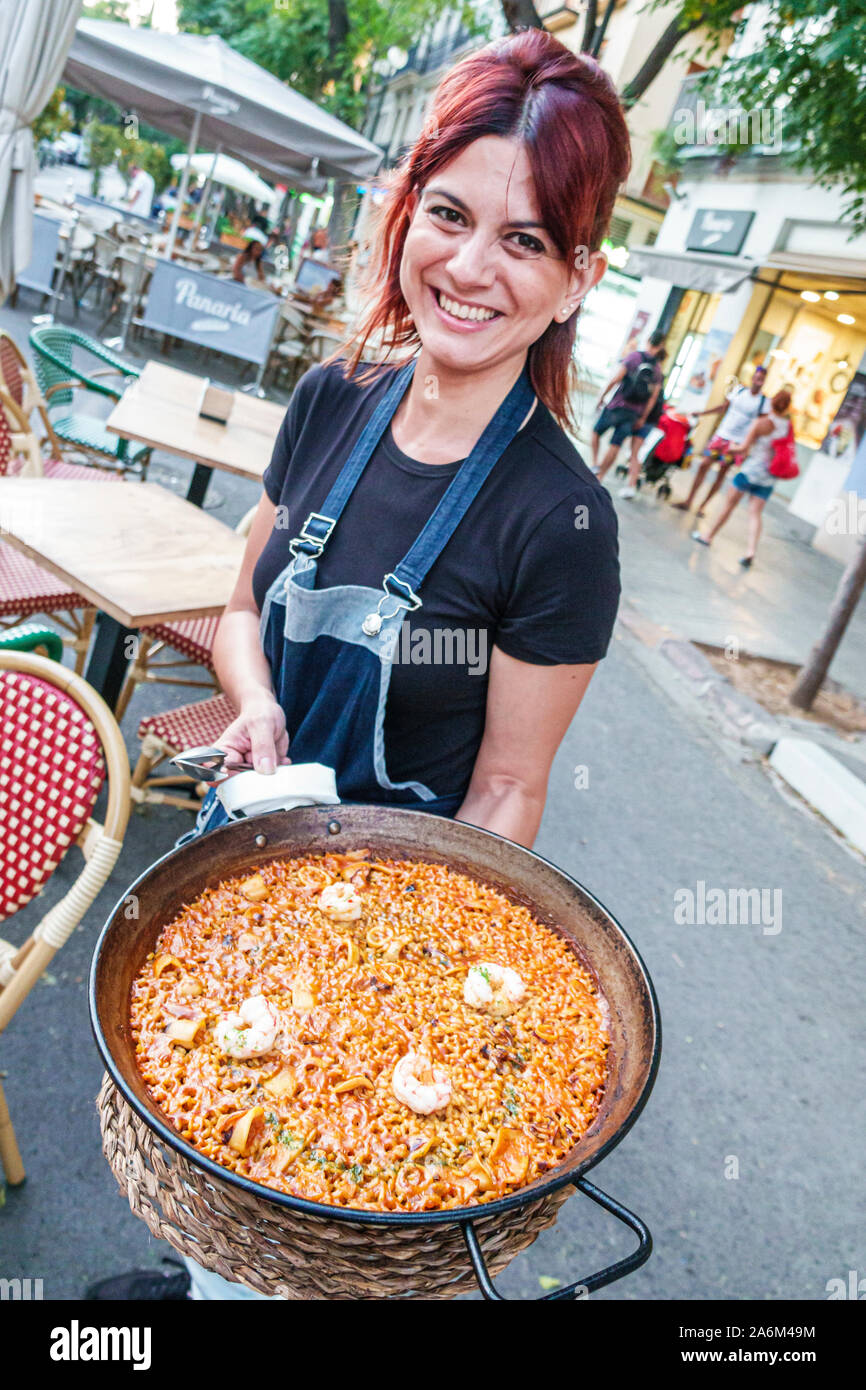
[691,390,796,568]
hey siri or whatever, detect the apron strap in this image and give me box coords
[289,358,417,558]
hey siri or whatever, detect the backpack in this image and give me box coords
[621,353,657,405]
[646,390,666,426]
[768,421,799,479]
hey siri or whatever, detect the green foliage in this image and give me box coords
[84,120,122,195]
[32,87,72,146]
[176,0,481,129]
[117,138,172,194]
[642,0,866,233]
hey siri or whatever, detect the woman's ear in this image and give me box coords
[555,249,608,323]
[404,188,419,223]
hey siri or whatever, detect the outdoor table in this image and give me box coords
[105,361,285,506]
[0,478,245,709]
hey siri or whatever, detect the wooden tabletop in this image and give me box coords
[105,361,286,481]
[0,478,245,627]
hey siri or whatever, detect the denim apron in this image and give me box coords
[182,356,535,845]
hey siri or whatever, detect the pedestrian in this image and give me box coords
[86,25,627,1301]
[591,330,666,483]
[672,364,768,515]
[231,227,269,284]
[691,389,794,566]
[618,347,668,499]
[124,161,155,218]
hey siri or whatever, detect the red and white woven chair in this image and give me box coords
[0,401,120,673]
[0,650,130,1185]
[113,504,257,722]
[132,690,238,812]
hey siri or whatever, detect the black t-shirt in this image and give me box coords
[252,359,621,799]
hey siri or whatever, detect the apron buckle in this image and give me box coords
[362,573,421,636]
[289,511,336,558]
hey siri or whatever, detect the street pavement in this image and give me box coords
[1,290,863,1301]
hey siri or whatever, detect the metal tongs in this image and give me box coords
[171,745,254,784]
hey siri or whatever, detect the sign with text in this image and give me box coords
[17,213,61,295]
[685,208,754,256]
[141,260,281,366]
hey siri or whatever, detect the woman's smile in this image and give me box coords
[428,284,505,331]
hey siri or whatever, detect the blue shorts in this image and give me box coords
[732,471,773,500]
[596,404,640,446]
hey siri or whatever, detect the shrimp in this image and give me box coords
[213,994,278,1059]
[317,881,363,922]
[392,1051,452,1115]
[464,963,526,1018]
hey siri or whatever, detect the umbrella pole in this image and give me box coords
[165,109,202,261]
[192,146,221,247]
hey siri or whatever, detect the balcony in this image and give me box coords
[536,0,582,31]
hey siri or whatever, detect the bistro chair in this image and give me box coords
[98,247,154,339]
[131,690,237,812]
[0,647,130,1186]
[113,504,256,721]
[0,383,125,482]
[28,326,152,478]
[0,404,109,671]
[76,231,121,313]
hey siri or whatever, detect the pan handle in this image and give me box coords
[460,1176,652,1301]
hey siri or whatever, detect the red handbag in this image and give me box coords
[769,422,799,479]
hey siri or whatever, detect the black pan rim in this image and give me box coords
[89,806,662,1229]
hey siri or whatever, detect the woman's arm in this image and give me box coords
[230,251,245,282]
[456,646,598,849]
[211,492,290,773]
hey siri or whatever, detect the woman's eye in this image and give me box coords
[428,204,464,225]
[507,232,546,256]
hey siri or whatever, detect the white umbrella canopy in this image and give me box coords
[63,19,382,190]
[170,151,275,204]
[0,0,83,304]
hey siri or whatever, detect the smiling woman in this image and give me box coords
[91,29,633,1303]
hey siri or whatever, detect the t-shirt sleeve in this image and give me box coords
[495,483,621,666]
[261,364,324,505]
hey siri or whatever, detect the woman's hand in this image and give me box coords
[219,693,290,776]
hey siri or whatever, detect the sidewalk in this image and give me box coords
[570,397,866,701]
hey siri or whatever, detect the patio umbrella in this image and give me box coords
[63,19,382,194]
[169,151,276,205]
[0,0,83,304]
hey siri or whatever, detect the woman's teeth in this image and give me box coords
[435,289,499,322]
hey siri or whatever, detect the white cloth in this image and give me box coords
[0,0,83,303]
[739,411,791,487]
[125,168,155,217]
[717,386,767,446]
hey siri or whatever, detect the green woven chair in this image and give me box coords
[0,623,64,662]
[28,326,151,478]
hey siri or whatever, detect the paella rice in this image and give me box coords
[130,851,610,1213]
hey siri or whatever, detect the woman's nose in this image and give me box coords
[445,229,497,288]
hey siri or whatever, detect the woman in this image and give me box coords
[691,389,793,567]
[231,227,268,284]
[89,27,629,1302]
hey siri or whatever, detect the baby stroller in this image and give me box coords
[616,408,694,500]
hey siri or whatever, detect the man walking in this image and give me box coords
[592,330,666,484]
[673,364,768,514]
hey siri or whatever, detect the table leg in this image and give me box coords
[186,463,213,508]
[84,611,138,712]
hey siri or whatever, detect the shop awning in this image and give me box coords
[762,251,866,281]
[625,245,756,294]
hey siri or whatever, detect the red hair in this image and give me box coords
[328,28,631,432]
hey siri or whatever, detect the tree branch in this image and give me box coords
[621,13,706,105]
[501,0,545,32]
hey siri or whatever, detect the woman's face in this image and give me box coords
[399,135,606,378]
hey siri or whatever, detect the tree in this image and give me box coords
[790,538,866,710]
[32,87,71,147]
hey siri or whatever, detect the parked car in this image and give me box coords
[52,132,87,166]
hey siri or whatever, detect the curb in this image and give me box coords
[618,601,866,852]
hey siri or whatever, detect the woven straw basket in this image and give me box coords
[98,1075,573,1300]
